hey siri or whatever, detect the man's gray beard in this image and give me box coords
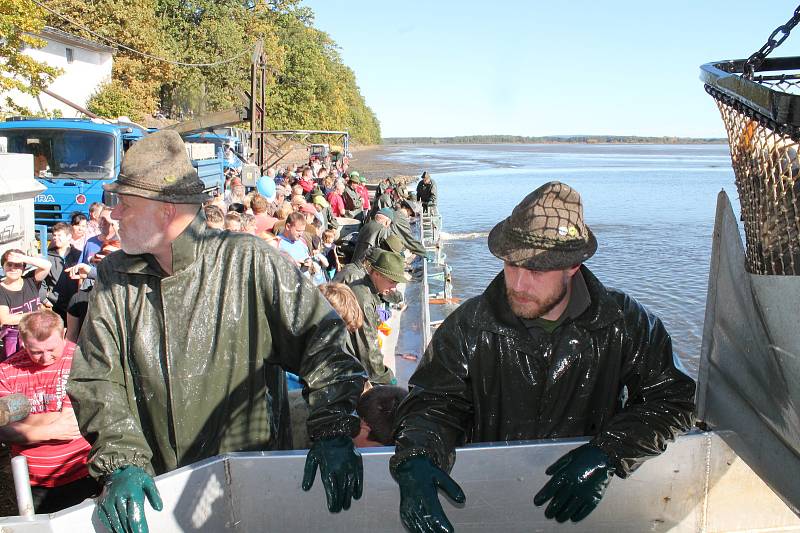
[506,278,569,320]
[118,228,160,256]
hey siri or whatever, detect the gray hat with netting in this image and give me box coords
[488,181,597,270]
[104,130,210,204]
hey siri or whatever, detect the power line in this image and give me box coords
[30,0,252,68]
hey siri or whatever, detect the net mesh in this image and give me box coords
[710,84,800,275]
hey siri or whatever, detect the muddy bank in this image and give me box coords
[348,145,421,183]
[268,142,419,185]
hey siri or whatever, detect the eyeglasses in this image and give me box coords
[3,262,23,270]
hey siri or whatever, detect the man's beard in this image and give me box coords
[118,224,164,256]
[506,274,570,320]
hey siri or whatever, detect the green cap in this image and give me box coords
[369,249,410,283]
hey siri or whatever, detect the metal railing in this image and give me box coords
[417,205,448,352]
[2,432,797,531]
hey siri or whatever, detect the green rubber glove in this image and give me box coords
[302,435,363,513]
[393,456,466,533]
[96,465,163,533]
[533,444,613,523]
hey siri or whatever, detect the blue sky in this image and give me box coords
[302,1,800,138]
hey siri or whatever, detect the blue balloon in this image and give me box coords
[256,175,276,199]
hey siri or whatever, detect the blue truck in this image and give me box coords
[184,132,244,171]
[0,117,224,226]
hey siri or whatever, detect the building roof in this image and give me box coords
[38,26,116,54]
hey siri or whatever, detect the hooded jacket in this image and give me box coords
[68,212,366,479]
[392,266,695,477]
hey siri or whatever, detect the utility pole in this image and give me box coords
[249,40,268,170]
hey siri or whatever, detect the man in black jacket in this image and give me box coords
[415,171,437,213]
[390,181,696,532]
[43,222,81,321]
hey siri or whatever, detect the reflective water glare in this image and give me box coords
[386,143,739,376]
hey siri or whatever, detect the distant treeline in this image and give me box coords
[382,135,726,145]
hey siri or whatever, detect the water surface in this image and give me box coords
[385,143,738,376]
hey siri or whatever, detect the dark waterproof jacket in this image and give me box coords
[351,220,391,265]
[44,246,82,313]
[68,212,366,479]
[343,186,363,218]
[392,266,696,477]
[391,211,426,257]
[416,180,437,208]
[333,267,395,385]
[368,193,394,221]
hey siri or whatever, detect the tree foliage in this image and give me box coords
[0,0,62,115]
[18,0,382,143]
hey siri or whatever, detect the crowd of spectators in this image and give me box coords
[0,155,430,514]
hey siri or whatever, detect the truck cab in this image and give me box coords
[185,132,244,170]
[0,118,223,226]
[309,143,330,162]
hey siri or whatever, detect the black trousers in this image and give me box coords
[31,476,101,514]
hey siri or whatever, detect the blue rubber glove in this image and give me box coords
[377,307,391,322]
[96,465,163,533]
[302,435,363,513]
[393,456,465,533]
[424,250,437,263]
[533,444,614,523]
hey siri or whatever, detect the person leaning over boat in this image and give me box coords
[350,208,395,264]
[392,200,432,261]
[390,181,696,532]
[334,249,407,385]
[66,131,367,533]
[336,235,407,312]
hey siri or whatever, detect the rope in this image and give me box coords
[30,0,251,68]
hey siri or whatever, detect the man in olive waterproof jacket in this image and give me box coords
[391,202,428,259]
[350,208,394,265]
[390,181,696,532]
[334,249,408,385]
[67,131,367,533]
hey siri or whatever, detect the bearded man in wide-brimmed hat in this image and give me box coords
[67,131,367,533]
[389,181,696,532]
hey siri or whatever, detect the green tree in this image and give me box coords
[41,0,381,142]
[47,0,173,122]
[0,0,62,115]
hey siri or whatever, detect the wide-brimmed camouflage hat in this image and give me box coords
[488,181,597,270]
[104,130,209,204]
[368,249,411,283]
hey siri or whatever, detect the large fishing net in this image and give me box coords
[702,7,800,275]
[709,90,800,275]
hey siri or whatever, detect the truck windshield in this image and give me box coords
[0,129,115,180]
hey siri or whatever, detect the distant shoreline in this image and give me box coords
[381,135,727,145]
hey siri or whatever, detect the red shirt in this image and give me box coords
[298,178,315,193]
[326,191,346,217]
[356,184,370,211]
[253,213,278,235]
[0,342,91,487]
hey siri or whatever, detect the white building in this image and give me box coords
[12,26,115,117]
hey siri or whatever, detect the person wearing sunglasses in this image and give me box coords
[0,249,52,360]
